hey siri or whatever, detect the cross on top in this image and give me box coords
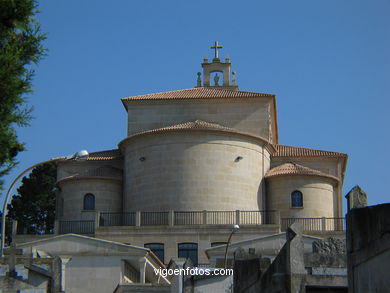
[210,41,222,59]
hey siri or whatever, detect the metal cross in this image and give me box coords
[211,41,222,59]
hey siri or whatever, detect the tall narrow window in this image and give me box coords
[178,243,198,266]
[145,243,164,263]
[291,190,303,208]
[83,193,95,210]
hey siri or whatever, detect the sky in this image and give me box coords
[2,0,390,212]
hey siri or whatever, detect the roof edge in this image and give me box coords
[118,121,276,154]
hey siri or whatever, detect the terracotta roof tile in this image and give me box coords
[146,120,236,132]
[273,145,347,158]
[87,149,122,161]
[265,162,339,181]
[121,87,274,101]
[119,120,275,152]
[129,120,269,142]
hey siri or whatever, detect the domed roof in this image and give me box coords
[143,120,238,133]
[265,162,339,182]
[119,120,274,152]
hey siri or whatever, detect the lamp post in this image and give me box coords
[0,150,89,257]
[224,224,240,268]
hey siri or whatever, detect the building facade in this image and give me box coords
[52,43,347,265]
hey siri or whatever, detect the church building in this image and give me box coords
[53,42,347,266]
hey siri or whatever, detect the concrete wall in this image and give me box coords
[266,176,335,218]
[189,275,233,293]
[125,99,273,141]
[58,178,122,220]
[66,255,122,293]
[121,131,271,212]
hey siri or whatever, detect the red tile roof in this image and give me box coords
[87,149,122,161]
[139,120,237,133]
[130,120,269,141]
[273,145,347,158]
[265,162,339,181]
[119,120,274,151]
[121,87,275,101]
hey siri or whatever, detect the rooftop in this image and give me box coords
[121,87,274,102]
[265,162,339,181]
[87,149,122,161]
[273,144,347,158]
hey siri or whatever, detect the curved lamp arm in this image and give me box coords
[1,150,88,257]
[224,224,240,268]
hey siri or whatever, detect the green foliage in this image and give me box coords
[0,0,46,190]
[7,162,56,234]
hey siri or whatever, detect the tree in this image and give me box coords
[7,162,56,234]
[0,0,46,191]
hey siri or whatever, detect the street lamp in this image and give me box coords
[224,224,240,268]
[0,150,89,257]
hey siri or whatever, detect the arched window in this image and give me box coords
[178,243,198,266]
[83,193,95,210]
[291,190,303,208]
[145,243,164,263]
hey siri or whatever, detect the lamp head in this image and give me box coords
[65,149,89,161]
[74,150,89,160]
[233,224,240,230]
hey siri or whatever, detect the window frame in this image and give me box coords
[291,190,303,208]
[83,193,95,210]
[178,242,198,266]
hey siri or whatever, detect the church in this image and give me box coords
[52,42,347,266]
[5,42,349,293]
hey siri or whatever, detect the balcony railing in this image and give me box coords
[58,220,95,234]
[281,217,345,232]
[55,212,344,235]
[99,210,278,227]
[99,212,136,226]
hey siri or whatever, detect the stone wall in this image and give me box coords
[346,203,390,293]
[266,175,336,218]
[125,98,274,142]
[121,131,271,212]
[58,177,122,220]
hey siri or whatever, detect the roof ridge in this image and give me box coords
[273,144,347,157]
[118,119,274,151]
[121,87,275,101]
[122,88,199,99]
[136,119,237,133]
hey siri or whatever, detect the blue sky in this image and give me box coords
[2,0,390,211]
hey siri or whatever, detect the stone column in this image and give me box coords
[60,257,71,292]
[94,211,100,231]
[202,210,207,225]
[136,211,141,227]
[345,185,368,211]
[168,210,174,227]
[170,258,186,293]
[235,210,240,225]
[139,257,147,284]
